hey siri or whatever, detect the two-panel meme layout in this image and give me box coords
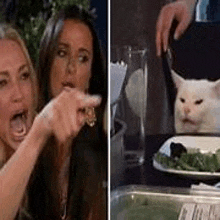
[1,0,220,219]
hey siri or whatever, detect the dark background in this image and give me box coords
[111,0,174,135]
[91,0,107,50]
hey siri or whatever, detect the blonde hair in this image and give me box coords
[0,24,38,164]
[0,23,38,110]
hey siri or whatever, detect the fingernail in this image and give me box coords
[92,95,102,102]
[92,94,102,99]
[157,50,161,57]
[174,33,178,40]
[163,45,167,53]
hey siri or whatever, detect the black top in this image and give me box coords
[171,21,220,80]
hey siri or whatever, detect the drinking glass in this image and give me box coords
[111,45,148,167]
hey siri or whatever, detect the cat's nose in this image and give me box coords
[184,107,190,115]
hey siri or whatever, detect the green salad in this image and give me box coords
[154,149,220,172]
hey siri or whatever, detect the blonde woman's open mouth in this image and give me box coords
[10,109,28,142]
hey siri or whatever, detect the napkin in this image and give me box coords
[110,62,127,133]
[110,62,127,105]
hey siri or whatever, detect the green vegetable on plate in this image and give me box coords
[154,149,220,173]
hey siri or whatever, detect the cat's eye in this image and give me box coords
[180,98,185,103]
[195,99,203,105]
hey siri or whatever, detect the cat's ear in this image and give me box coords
[213,79,220,98]
[171,70,184,89]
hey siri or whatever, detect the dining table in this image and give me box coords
[111,133,220,190]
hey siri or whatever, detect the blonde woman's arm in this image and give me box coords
[0,118,48,220]
[0,89,101,220]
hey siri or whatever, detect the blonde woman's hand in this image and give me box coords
[36,88,101,145]
[156,1,195,56]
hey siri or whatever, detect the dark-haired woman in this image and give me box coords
[31,5,107,220]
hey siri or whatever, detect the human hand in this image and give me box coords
[36,88,101,145]
[156,1,194,56]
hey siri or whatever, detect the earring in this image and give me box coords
[85,107,97,127]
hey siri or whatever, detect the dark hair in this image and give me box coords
[26,5,107,220]
[38,5,107,111]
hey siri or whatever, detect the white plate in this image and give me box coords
[153,135,220,180]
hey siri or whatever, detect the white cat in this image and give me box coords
[172,70,220,133]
